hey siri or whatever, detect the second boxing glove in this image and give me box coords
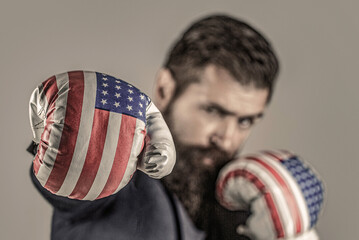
[216,150,324,240]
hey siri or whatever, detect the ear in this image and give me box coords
[153,68,176,112]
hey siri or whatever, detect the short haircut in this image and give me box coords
[164,14,280,103]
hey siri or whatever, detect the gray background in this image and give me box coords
[1,0,358,239]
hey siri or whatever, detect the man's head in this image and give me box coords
[159,14,279,105]
[154,14,279,229]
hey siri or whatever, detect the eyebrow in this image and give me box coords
[207,102,264,120]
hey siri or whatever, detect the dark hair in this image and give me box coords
[164,14,279,103]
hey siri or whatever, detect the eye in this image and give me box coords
[238,117,254,129]
[204,106,221,116]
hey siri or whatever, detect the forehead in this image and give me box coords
[184,65,269,116]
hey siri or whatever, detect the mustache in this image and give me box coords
[175,144,234,168]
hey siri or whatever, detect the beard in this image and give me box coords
[162,143,232,229]
[161,104,235,232]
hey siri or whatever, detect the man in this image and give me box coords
[29,14,279,240]
[157,14,279,238]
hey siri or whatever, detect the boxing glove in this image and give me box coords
[29,70,175,200]
[216,150,324,240]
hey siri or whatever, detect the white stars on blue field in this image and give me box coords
[281,156,324,227]
[95,73,150,123]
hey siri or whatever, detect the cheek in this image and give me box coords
[234,130,252,149]
[171,107,213,145]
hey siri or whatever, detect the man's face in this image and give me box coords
[163,65,268,168]
[158,64,269,227]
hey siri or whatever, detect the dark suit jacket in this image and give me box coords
[30,167,205,240]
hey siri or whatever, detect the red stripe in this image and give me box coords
[33,76,58,175]
[96,115,136,199]
[262,151,282,161]
[69,109,109,199]
[217,169,285,238]
[247,156,302,234]
[44,71,85,193]
[42,75,60,106]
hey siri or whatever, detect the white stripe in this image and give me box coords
[217,159,248,209]
[146,101,158,114]
[261,153,311,233]
[36,72,69,186]
[262,149,294,160]
[113,118,146,194]
[56,71,97,196]
[218,158,248,181]
[83,111,122,200]
[245,158,293,238]
[249,193,278,240]
[252,153,299,236]
[222,170,259,210]
[29,84,46,143]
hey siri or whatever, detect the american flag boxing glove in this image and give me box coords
[216,150,324,240]
[29,71,175,200]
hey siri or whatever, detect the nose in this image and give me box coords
[210,118,239,155]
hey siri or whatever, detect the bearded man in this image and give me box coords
[28,14,279,240]
[156,15,279,238]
